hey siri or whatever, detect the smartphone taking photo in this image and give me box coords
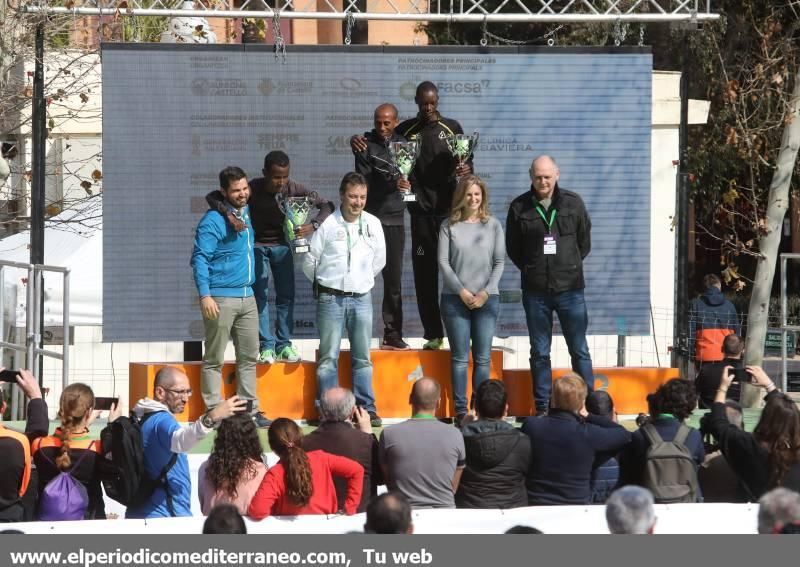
[235,399,255,414]
[0,369,19,383]
[730,368,752,383]
[94,397,119,411]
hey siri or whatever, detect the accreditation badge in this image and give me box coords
[543,235,557,255]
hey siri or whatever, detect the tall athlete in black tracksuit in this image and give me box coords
[354,103,412,350]
[398,82,472,347]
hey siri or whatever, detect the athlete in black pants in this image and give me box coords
[353,103,411,350]
[397,82,473,349]
[352,83,472,349]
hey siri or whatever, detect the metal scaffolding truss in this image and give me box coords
[18,0,720,23]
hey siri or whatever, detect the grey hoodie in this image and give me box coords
[133,398,212,454]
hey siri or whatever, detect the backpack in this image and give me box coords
[37,441,95,521]
[641,423,700,503]
[100,412,178,516]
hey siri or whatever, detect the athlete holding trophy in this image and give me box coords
[205,151,334,364]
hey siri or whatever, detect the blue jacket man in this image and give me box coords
[190,166,270,427]
[126,367,243,518]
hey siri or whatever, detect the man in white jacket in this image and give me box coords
[126,366,243,518]
[302,172,386,427]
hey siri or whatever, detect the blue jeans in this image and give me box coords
[441,294,500,416]
[523,289,594,411]
[253,244,294,352]
[316,292,376,413]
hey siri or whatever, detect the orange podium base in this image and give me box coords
[130,357,678,421]
[502,367,681,417]
[333,349,504,418]
[129,361,318,422]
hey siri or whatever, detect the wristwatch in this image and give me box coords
[200,412,217,429]
[311,220,320,231]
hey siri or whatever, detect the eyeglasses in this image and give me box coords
[162,387,193,397]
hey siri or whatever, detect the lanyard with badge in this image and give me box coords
[537,205,557,255]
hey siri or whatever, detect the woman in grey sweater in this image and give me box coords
[438,175,505,421]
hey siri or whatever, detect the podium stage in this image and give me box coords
[130,350,678,421]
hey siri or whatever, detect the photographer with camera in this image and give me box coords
[706,365,800,499]
[695,334,745,409]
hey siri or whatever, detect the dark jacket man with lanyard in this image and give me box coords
[354,103,412,351]
[506,155,593,414]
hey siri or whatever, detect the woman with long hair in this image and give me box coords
[198,413,268,515]
[247,418,364,518]
[31,382,120,520]
[708,366,800,498]
[437,175,505,421]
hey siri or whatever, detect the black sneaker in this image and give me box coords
[252,412,272,428]
[454,413,467,428]
[381,337,410,351]
[368,412,383,428]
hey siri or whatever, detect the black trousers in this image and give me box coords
[381,223,405,339]
[410,214,445,340]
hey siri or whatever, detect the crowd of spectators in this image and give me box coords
[1,355,800,534]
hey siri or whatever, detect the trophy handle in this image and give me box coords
[275,191,287,214]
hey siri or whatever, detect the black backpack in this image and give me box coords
[640,422,700,503]
[100,412,178,516]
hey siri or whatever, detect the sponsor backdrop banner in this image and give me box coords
[102,45,652,342]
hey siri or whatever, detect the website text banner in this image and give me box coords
[0,533,792,567]
[102,45,652,342]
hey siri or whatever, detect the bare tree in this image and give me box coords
[1,7,110,238]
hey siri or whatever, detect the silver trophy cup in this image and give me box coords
[388,140,421,203]
[275,191,318,254]
[446,132,479,179]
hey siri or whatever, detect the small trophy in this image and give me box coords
[446,132,479,179]
[275,191,318,254]
[388,140,421,203]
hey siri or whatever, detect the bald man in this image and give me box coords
[303,387,382,513]
[127,366,244,518]
[506,156,594,415]
[353,103,412,350]
[379,378,466,508]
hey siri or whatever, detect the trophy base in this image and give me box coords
[402,193,417,202]
[293,244,310,254]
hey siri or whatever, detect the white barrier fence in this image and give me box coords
[6,455,760,534]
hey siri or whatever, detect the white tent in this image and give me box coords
[1,195,102,328]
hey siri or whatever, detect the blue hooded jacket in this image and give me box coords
[689,287,740,360]
[190,207,254,298]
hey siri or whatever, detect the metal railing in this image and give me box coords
[0,260,71,417]
[18,0,721,23]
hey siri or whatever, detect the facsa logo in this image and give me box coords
[436,80,490,95]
